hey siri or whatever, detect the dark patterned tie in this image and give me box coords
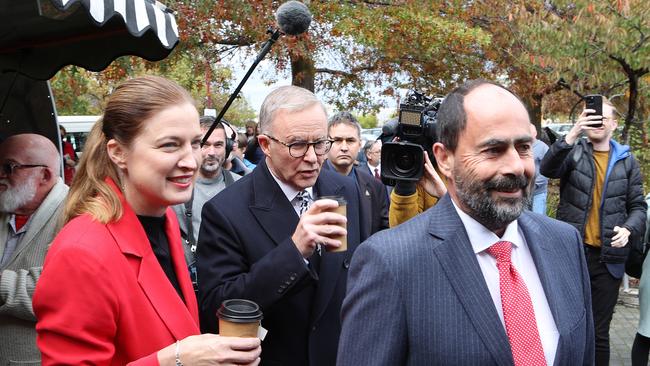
[487,241,546,366]
[296,190,310,216]
[374,167,380,180]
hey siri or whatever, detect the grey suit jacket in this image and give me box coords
[337,194,594,366]
[0,178,68,364]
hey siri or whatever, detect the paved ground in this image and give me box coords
[611,284,641,366]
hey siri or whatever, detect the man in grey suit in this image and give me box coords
[338,80,594,366]
[0,134,68,364]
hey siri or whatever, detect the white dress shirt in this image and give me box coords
[367,162,380,176]
[451,200,559,366]
[268,170,317,263]
[268,171,314,216]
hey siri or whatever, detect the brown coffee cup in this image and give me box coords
[318,195,347,252]
[217,299,263,338]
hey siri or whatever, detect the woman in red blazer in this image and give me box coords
[33,76,261,365]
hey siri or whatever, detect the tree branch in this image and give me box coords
[211,36,255,47]
[315,61,380,78]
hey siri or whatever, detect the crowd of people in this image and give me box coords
[0,75,648,366]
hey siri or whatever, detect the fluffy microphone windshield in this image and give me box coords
[276,1,312,36]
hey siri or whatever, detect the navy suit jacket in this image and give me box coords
[337,195,594,366]
[322,160,389,240]
[361,163,392,201]
[196,160,362,366]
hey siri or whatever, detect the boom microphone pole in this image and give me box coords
[201,1,312,146]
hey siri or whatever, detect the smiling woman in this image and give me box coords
[32,76,262,365]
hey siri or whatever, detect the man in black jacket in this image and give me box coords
[197,86,363,366]
[324,112,389,239]
[541,97,647,366]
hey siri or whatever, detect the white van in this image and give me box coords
[57,115,100,156]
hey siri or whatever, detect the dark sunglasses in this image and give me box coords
[1,162,48,176]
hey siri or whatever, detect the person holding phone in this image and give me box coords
[32,76,261,365]
[541,95,647,366]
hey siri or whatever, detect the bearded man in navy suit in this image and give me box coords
[197,86,362,366]
[338,80,594,366]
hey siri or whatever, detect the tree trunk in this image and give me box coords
[523,93,543,134]
[291,54,315,92]
[622,72,638,144]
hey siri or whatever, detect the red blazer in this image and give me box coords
[34,180,199,365]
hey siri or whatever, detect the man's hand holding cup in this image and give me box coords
[291,197,348,258]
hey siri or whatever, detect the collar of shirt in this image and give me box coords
[367,162,380,173]
[268,168,314,203]
[450,198,559,365]
[9,214,30,235]
[196,172,225,186]
[450,199,522,253]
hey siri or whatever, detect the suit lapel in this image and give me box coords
[106,180,199,339]
[249,161,299,246]
[518,214,558,317]
[353,167,373,240]
[429,196,513,366]
[518,213,569,365]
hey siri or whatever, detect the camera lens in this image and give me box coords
[381,142,424,182]
[395,151,416,174]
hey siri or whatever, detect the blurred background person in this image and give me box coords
[363,139,382,180]
[33,76,261,365]
[235,132,257,170]
[245,123,264,165]
[59,125,77,186]
[244,120,257,143]
[530,124,549,215]
[173,117,241,291]
[222,126,252,177]
[0,134,68,365]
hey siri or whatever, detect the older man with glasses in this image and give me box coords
[0,134,68,364]
[196,86,363,366]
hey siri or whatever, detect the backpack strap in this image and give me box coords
[183,190,196,254]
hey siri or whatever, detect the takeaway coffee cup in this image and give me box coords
[217,299,263,338]
[318,195,347,252]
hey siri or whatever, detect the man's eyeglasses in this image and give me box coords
[264,135,333,158]
[1,162,48,176]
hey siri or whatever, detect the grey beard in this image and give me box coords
[454,171,532,232]
[201,159,222,174]
[0,178,37,213]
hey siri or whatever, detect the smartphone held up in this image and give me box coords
[584,94,603,128]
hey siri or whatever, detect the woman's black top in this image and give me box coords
[136,214,185,302]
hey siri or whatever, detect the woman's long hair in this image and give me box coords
[63,76,194,224]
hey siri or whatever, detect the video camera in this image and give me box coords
[381,90,443,186]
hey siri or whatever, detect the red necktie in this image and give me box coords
[374,167,380,180]
[14,214,30,231]
[487,241,546,366]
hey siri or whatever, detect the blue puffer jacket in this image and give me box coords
[541,136,647,279]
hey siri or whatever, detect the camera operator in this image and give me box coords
[389,148,446,227]
[382,91,448,227]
